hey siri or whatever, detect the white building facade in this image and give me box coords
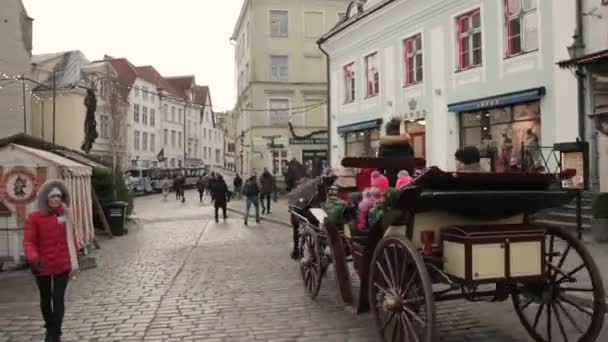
[320,0,581,172]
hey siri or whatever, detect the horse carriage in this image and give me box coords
[288,156,606,342]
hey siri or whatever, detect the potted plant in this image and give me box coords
[592,193,608,242]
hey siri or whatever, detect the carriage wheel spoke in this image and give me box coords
[390,314,399,342]
[555,300,584,333]
[402,271,417,297]
[376,262,394,291]
[556,263,586,284]
[403,296,424,305]
[559,294,593,316]
[381,312,395,332]
[398,252,408,288]
[401,312,420,342]
[519,297,535,311]
[383,249,398,289]
[554,245,571,279]
[547,235,555,264]
[551,303,569,342]
[533,303,545,329]
[392,245,400,286]
[403,305,426,327]
[374,282,395,297]
[560,287,594,292]
[546,301,552,341]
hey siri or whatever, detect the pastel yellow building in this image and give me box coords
[231,0,349,179]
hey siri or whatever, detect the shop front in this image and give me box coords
[449,87,545,173]
[338,118,383,158]
[289,137,329,177]
[404,119,426,159]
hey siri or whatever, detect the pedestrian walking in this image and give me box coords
[242,172,261,226]
[174,174,181,200]
[161,176,170,201]
[196,176,205,203]
[233,173,243,200]
[23,179,80,342]
[210,174,230,222]
[259,168,276,214]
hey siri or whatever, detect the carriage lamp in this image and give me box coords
[421,231,435,256]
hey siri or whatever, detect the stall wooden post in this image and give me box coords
[92,190,113,238]
[324,219,353,305]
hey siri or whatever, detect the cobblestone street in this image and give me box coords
[1,190,607,341]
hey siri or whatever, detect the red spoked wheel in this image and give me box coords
[369,236,435,342]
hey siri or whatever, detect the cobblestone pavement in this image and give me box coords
[0,191,607,341]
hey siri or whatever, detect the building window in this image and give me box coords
[345,129,380,157]
[187,120,191,137]
[216,149,221,163]
[178,108,183,123]
[269,10,288,38]
[134,130,140,150]
[171,130,176,147]
[457,9,482,70]
[505,0,538,57]
[365,52,379,97]
[273,150,289,175]
[142,106,148,125]
[163,104,168,121]
[170,158,176,167]
[269,98,290,125]
[142,86,148,100]
[204,147,208,159]
[303,11,323,38]
[164,129,168,146]
[228,143,235,153]
[270,55,288,81]
[404,34,423,86]
[188,141,192,157]
[100,115,109,139]
[133,104,140,123]
[203,128,207,139]
[178,132,182,148]
[150,134,155,152]
[343,63,355,104]
[142,132,148,151]
[171,106,176,122]
[460,101,541,172]
[150,109,156,126]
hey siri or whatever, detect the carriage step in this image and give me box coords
[533,218,591,231]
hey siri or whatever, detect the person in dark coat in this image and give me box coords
[378,118,415,185]
[173,174,181,200]
[233,173,243,200]
[24,180,80,342]
[196,176,206,203]
[210,174,230,222]
[259,168,276,214]
[242,172,261,226]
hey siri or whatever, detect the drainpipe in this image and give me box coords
[574,0,586,141]
[318,43,332,168]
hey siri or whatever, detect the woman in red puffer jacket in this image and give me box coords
[24,179,79,342]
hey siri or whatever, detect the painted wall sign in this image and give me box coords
[289,138,329,145]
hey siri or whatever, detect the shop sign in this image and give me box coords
[289,138,328,145]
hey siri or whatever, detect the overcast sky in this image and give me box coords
[22,0,242,111]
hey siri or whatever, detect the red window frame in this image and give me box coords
[457,9,482,70]
[404,34,423,86]
[343,63,355,103]
[365,52,379,98]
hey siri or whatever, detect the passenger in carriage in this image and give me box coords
[377,118,415,185]
[454,146,488,173]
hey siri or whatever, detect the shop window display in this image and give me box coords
[461,101,541,172]
[345,129,380,157]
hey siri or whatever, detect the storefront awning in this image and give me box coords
[337,118,383,134]
[557,49,608,69]
[447,87,545,113]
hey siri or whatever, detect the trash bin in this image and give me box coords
[107,201,128,236]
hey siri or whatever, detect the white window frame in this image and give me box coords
[403,33,424,87]
[134,130,140,151]
[142,106,148,125]
[270,55,289,82]
[268,97,290,126]
[142,132,148,151]
[133,104,140,123]
[150,133,155,152]
[456,9,483,71]
[150,108,155,127]
[343,62,356,104]
[269,9,289,38]
[504,0,538,58]
[364,52,380,98]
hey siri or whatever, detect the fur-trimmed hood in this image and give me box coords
[37,179,71,215]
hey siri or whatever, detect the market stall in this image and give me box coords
[0,144,94,265]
